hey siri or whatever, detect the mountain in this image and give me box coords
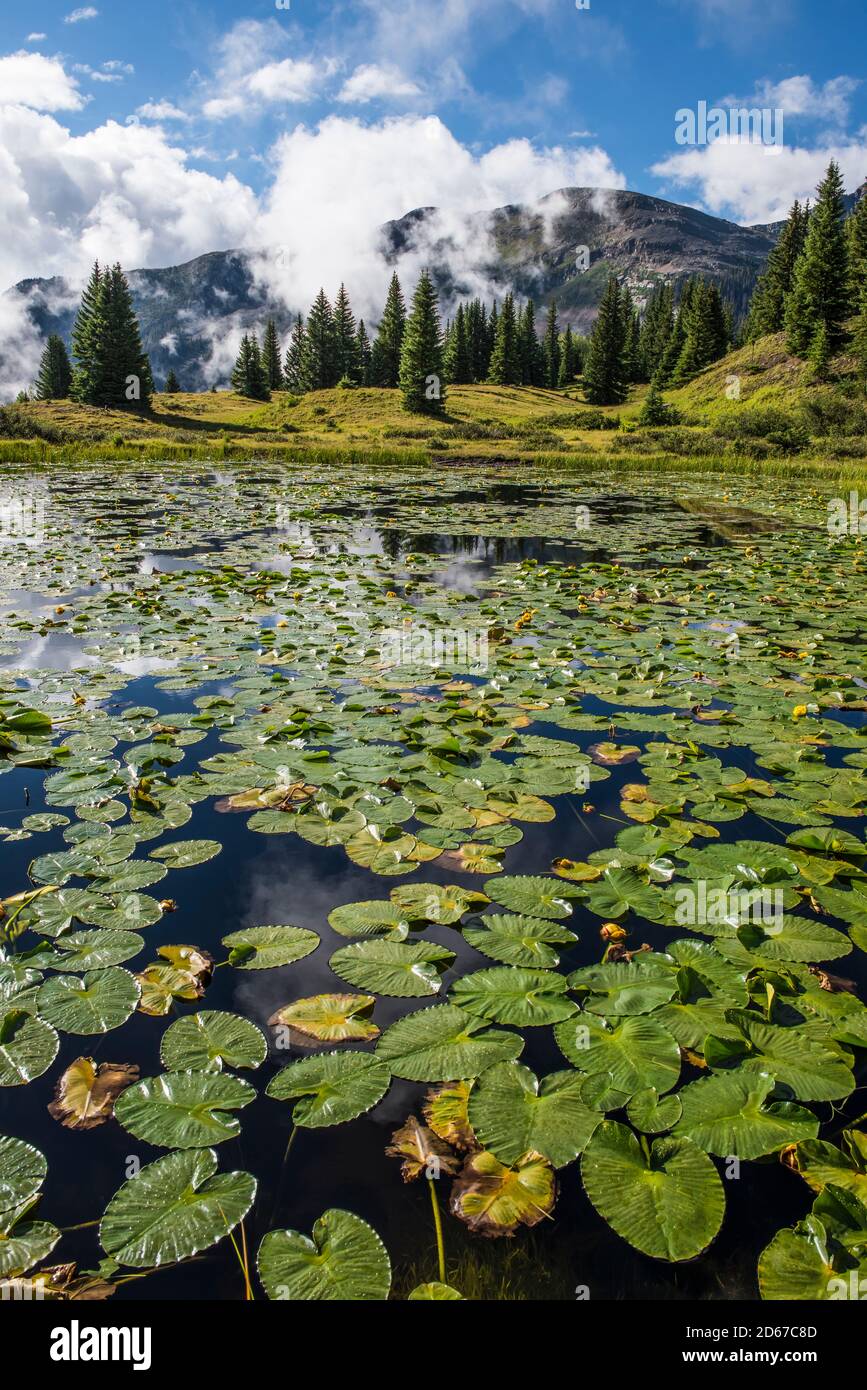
[5,187,780,392]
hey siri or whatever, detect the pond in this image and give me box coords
[1,461,865,1302]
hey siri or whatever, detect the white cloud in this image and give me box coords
[64,7,99,23]
[136,101,189,122]
[651,137,867,224]
[201,20,325,119]
[745,75,859,125]
[27,33,47,42]
[0,51,85,111]
[337,64,423,104]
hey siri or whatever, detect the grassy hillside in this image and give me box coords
[2,332,866,484]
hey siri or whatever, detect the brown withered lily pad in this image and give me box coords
[423,1081,477,1151]
[385,1116,461,1183]
[48,1058,140,1129]
[449,1149,556,1237]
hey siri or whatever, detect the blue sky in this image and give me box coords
[0,0,865,297]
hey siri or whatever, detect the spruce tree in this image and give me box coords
[465,299,487,382]
[639,372,677,426]
[785,161,850,356]
[485,303,498,378]
[334,284,360,382]
[846,184,867,301]
[356,319,372,385]
[673,280,728,381]
[305,290,339,390]
[621,287,641,384]
[164,368,180,393]
[444,303,472,384]
[35,335,72,400]
[487,293,522,385]
[638,284,674,382]
[372,273,407,387]
[284,316,308,393]
[72,263,152,408]
[853,285,867,386]
[262,319,284,390]
[398,270,446,415]
[557,326,576,387]
[543,301,560,388]
[583,276,627,405]
[517,300,544,385]
[70,263,106,404]
[231,333,270,401]
[745,200,809,340]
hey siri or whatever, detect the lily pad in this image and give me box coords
[376,1004,523,1081]
[222,925,319,970]
[329,940,454,998]
[468,1061,602,1167]
[113,1071,256,1148]
[160,1011,267,1073]
[266,1051,391,1126]
[258,1209,391,1301]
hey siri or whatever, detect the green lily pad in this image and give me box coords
[148,839,222,869]
[266,1051,391,1126]
[160,1011,267,1073]
[450,966,576,1026]
[463,913,577,968]
[258,1209,391,1301]
[113,1071,256,1147]
[37,968,140,1035]
[483,875,575,921]
[222,925,320,970]
[467,1061,602,1167]
[329,940,454,998]
[0,1010,59,1086]
[0,1136,47,1213]
[674,1069,819,1158]
[376,1004,523,1081]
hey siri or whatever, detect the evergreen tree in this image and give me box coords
[70,262,105,403]
[808,321,832,379]
[785,161,851,356]
[231,333,270,401]
[853,285,867,385]
[621,287,641,384]
[262,319,284,390]
[745,200,809,340]
[486,303,498,377]
[466,299,488,382]
[516,300,544,385]
[333,284,360,382]
[846,184,867,300]
[284,316,308,393]
[164,368,180,393]
[72,263,152,408]
[305,290,339,390]
[398,270,446,415]
[356,319,372,386]
[35,335,72,400]
[657,280,695,384]
[543,301,560,388]
[444,303,472,384]
[673,280,728,381]
[638,284,674,382]
[583,276,628,405]
[639,371,678,426]
[371,273,407,387]
[487,293,522,385]
[557,326,577,387]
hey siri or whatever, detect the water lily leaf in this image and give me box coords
[386,1116,461,1181]
[463,913,577,969]
[28,888,111,937]
[554,1014,680,1101]
[330,940,454,998]
[135,963,203,1016]
[589,742,641,765]
[92,860,168,894]
[48,1058,140,1128]
[423,1081,476,1150]
[483,875,574,920]
[267,1051,390,1127]
[568,959,677,1016]
[45,929,144,972]
[407,1282,464,1300]
[327,901,411,940]
[148,839,222,869]
[707,1010,855,1102]
[0,1136,46,1214]
[390,883,489,924]
[0,1206,60,1277]
[376,1004,523,1081]
[258,1209,391,1301]
[626,1087,682,1134]
[733,915,851,964]
[0,1009,59,1085]
[113,1071,256,1148]
[100,1147,256,1268]
[551,859,603,883]
[581,1121,725,1261]
[794,1132,867,1202]
[222,925,319,970]
[87,893,164,932]
[450,1149,555,1236]
[450,966,576,1026]
[468,1061,602,1168]
[269,993,380,1045]
[786,828,865,856]
[160,1011,267,1073]
[584,868,666,922]
[673,1069,819,1158]
[758,1219,867,1301]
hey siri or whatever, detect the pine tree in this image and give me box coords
[657,280,694,384]
[70,263,106,404]
[72,263,152,408]
[284,316,308,393]
[516,300,544,385]
[487,293,522,385]
[398,270,446,415]
[583,276,627,405]
[231,333,270,401]
[853,285,867,385]
[621,287,641,384]
[262,319,284,390]
[372,273,407,387]
[486,303,498,377]
[638,284,674,382]
[846,184,867,301]
[444,303,472,384]
[305,290,339,390]
[334,284,360,382]
[543,301,560,388]
[639,372,677,425]
[164,368,180,393]
[745,200,809,340]
[356,319,372,386]
[808,321,831,380]
[557,326,576,387]
[673,280,728,382]
[35,335,72,400]
[785,161,851,356]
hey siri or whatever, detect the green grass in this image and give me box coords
[3,331,867,482]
